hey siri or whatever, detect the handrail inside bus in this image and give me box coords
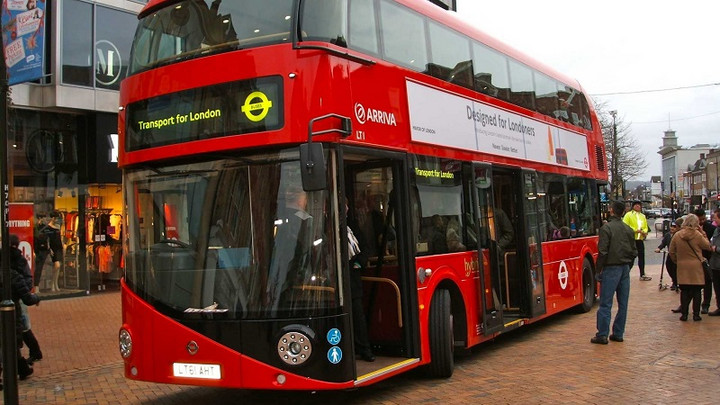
[504,250,519,311]
[292,285,336,293]
[361,276,403,327]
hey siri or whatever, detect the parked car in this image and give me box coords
[645,209,661,218]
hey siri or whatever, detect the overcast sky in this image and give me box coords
[454,0,720,180]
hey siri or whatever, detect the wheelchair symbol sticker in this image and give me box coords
[328,346,342,364]
[327,328,342,345]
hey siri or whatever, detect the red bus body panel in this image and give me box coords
[412,236,598,355]
[121,280,357,390]
[119,0,606,391]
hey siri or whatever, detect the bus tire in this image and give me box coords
[427,289,454,378]
[575,258,595,313]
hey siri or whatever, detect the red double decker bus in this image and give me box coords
[118,0,607,390]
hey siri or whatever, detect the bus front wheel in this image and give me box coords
[427,289,454,378]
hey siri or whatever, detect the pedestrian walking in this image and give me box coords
[591,201,638,344]
[706,208,720,316]
[693,209,716,314]
[0,234,41,386]
[669,214,712,321]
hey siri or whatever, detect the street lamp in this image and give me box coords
[609,110,618,199]
[670,176,674,220]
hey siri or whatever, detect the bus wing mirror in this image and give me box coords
[301,114,351,191]
[300,143,327,191]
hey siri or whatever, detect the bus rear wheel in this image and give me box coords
[427,289,454,378]
[575,258,595,313]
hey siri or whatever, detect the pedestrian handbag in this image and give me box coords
[686,240,712,280]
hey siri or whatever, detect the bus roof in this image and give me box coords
[137,0,587,95]
[394,0,586,92]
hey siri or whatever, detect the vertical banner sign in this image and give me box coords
[1,0,46,85]
[9,203,34,275]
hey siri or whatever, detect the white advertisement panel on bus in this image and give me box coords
[406,80,589,171]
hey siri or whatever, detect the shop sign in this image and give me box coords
[95,39,122,86]
[1,0,46,85]
[9,203,34,274]
[25,129,58,173]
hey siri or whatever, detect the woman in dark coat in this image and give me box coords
[669,214,712,321]
[1,235,41,384]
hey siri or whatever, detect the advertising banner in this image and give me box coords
[9,202,35,274]
[407,80,590,171]
[2,0,46,85]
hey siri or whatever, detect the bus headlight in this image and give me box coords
[277,329,313,366]
[119,329,133,358]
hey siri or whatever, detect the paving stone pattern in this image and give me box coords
[5,233,719,404]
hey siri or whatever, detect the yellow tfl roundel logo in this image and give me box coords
[241,91,273,122]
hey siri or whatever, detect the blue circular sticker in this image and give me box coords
[326,328,342,345]
[327,346,343,364]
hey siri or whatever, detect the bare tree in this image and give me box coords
[593,100,648,199]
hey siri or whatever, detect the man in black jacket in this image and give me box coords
[591,201,638,345]
[707,209,720,316]
[695,209,717,314]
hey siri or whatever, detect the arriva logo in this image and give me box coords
[354,103,397,126]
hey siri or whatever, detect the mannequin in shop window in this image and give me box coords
[33,214,51,290]
[48,211,64,292]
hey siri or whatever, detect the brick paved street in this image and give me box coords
[4,232,719,404]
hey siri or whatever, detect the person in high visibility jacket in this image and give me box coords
[623,200,651,281]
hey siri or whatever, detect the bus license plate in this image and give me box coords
[173,363,221,379]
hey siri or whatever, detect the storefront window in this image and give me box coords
[8,110,80,291]
[62,0,93,86]
[9,109,125,295]
[61,0,136,89]
[96,6,136,90]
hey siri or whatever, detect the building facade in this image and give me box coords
[657,129,717,214]
[7,0,144,296]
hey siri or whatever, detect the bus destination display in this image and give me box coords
[125,76,283,151]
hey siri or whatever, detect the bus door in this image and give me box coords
[342,149,417,374]
[520,170,547,318]
[487,168,546,322]
[472,163,504,334]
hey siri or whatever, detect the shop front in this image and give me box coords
[9,109,122,297]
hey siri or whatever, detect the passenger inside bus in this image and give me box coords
[446,216,466,252]
[491,207,514,254]
[429,214,448,254]
[346,199,375,362]
[266,185,313,311]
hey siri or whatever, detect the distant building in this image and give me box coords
[650,176,662,207]
[657,129,717,205]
